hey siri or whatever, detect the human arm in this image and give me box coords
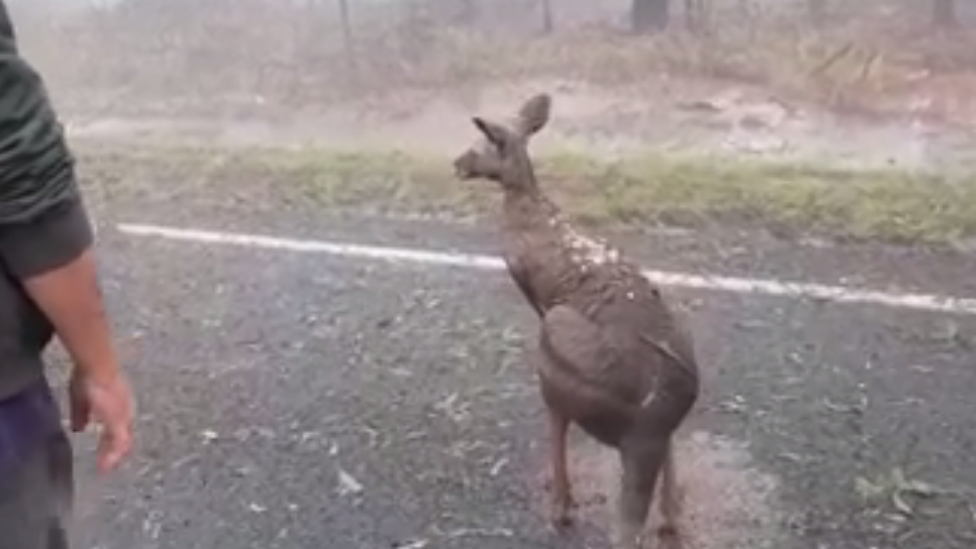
[0,1,133,473]
[0,199,134,474]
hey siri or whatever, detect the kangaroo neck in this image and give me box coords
[497,154,561,230]
[502,187,560,232]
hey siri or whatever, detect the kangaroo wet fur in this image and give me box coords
[453,93,701,549]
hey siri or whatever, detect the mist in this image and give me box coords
[6,3,976,549]
[3,0,972,174]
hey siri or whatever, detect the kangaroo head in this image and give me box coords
[453,93,551,192]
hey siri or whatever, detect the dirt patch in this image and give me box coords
[529,429,784,549]
[65,77,976,173]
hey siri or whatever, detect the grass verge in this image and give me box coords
[76,144,976,247]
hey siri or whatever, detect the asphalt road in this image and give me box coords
[53,212,976,549]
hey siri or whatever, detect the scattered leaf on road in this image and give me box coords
[892,491,913,516]
[855,476,886,500]
[337,468,364,496]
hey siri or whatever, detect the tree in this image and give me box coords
[807,0,826,26]
[632,0,671,33]
[933,0,956,28]
[683,0,709,34]
[541,0,553,34]
[455,0,478,27]
[337,0,354,71]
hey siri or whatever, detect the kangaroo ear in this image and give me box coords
[516,93,551,137]
[472,117,510,149]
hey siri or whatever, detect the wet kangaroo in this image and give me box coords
[453,93,701,549]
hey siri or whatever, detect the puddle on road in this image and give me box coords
[532,430,784,549]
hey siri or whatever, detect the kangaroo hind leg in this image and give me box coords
[616,439,669,549]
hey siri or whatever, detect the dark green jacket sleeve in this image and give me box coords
[0,1,15,51]
[0,0,81,228]
[0,197,93,279]
[0,1,92,278]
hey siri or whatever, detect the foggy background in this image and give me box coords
[8,5,976,549]
[5,0,976,169]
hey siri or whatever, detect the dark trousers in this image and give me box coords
[0,382,73,549]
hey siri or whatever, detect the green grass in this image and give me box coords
[76,144,976,246]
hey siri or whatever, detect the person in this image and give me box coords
[0,2,136,548]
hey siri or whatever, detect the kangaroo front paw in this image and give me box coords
[655,524,683,549]
[548,497,576,530]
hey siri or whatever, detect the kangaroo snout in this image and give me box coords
[453,150,477,179]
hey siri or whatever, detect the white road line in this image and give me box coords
[116,223,976,316]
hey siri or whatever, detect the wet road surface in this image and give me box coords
[53,213,976,549]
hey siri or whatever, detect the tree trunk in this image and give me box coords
[632,0,671,33]
[684,0,710,34]
[807,0,826,26]
[456,0,478,27]
[933,0,956,28]
[542,0,553,34]
[337,0,355,72]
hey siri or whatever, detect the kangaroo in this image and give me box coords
[452,93,700,549]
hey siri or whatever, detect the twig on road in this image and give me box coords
[448,527,515,538]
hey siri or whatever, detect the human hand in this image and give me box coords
[69,369,135,473]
